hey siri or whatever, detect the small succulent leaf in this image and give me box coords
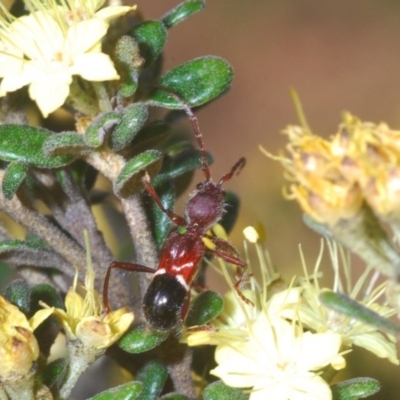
[220,191,240,234]
[154,149,213,187]
[332,377,381,400]
[114,35,143,98]
[36,358,67,388]
[88,381,143,400]
[31,283,64,312]
[186,290,223,327]
[319,291,400,338]
[118,324,169,353]
[204,381,249,400]
[148,181,175,248]
[85,112,120,147]
[162,0,205,28]
[129,21,167,66]
[0,239,45,253]
[114,150,163,197]
[43,132,88,156]
[0,125,73,167]
[136,360,168,400]
[131,120,170,148]
[111,103,149,151]
[2,161,28,199]
[148,57,233,108]
[160,394,189,400]
[4,279,31,315]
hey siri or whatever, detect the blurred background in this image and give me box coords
[136,1,400,398]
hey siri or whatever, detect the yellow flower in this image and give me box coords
[293,241,399,365]
[0,0,135,117]
[0,296,53,383]
[211,313,343,400]
[44,260,133,350]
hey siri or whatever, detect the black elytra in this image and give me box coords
[143,273,188,331]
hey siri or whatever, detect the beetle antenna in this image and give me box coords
[154,86,211,181]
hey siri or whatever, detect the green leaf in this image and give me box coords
[4,279,31,315]
[332,377,381,400]
[129,21,167,66]
[204,381,248,400]
[85,112,120,147]
[220,191,240,234]
[114,150,163,197]
[114,35,142,98]
[148,57,233,108]
[118,324,169,353]
[148,181,175,248]
[162,0,205,28]
[30,283,64,313]
[131,120,170,149]
[111,103,149,151]
[88,381,143,400]
[160,394,189,400]
[0,125,73,167]
[136,360,168,400]
[2,161,28,199]
[154,149,213,187]
[319,291,400,338]
[0,239,45,252]
[186,290,223,327]
[43,131,88,156]
[36,358,67,388]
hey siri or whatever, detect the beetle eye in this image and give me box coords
[196,182,203,190]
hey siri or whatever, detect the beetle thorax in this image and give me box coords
[185,182,224,230]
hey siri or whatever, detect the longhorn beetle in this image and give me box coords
[103,91,247,331]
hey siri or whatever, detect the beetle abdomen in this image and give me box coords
[143,273,188,331]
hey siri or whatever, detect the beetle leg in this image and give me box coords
[103,261,155,313]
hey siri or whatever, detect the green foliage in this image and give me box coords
[36,358,68,388]
[88,381,143,400]
[43,132,88,156]
[30,283,64,311]
[114,150,163,197]
[0,125,74,167]
[118,325,169,354]
[319,291,400,338]
[4,279,31,315]
[204,381,249,400]
[111,103,149,151]
[129,21,167,66]
[136,360,168,400]
[185,290,223,327]
[149,57,234,108]
[2,162,28,199]
[84,111,121,147]
[160,394,190,400]
[332,378,381,399]
[162,0,206,28]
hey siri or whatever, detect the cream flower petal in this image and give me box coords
[11,12,64,61]
[0,43,24,77]
[28,68,72,117]
[71,52,119,81]
[0,70,32,96]
[285,375,332,400]
[352,331,399,365]
[66,18,108,57]
[95,5,136,21]
[299,331,342,371]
